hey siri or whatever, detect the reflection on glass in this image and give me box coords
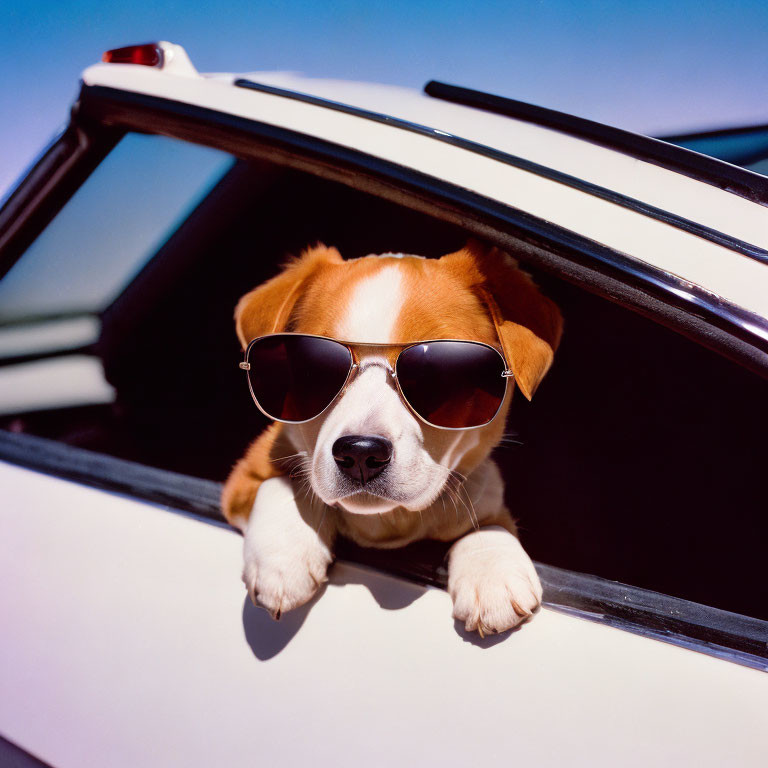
[0,134,234,414]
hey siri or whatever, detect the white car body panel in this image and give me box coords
[1,461,767,768]
[81,63,768,323]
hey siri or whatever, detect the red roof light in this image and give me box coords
[102,43,164,68]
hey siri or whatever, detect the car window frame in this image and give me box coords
[0,82,767,671]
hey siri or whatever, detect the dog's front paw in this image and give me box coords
[241,475,335,619]
[448,526,542,637]
[243,540,332,619]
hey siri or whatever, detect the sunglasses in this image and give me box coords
[239,333,513,430]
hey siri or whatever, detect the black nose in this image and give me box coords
[332,435,393,484]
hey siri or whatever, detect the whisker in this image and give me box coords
[450,468,468,483]
[496,431,525,448]
[450,485,474,530]
[445,485,460,525]
[315,499,328,535]
[271,451,308,464]
[448,469,479,530]
[459,483,480,530]
[289,466,311,480]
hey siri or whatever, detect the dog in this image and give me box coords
[221,241,562,636]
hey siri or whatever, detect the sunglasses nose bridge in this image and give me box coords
[353,359,396,380]
[345,352,405,410]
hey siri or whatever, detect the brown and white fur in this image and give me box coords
[222,241,562,636]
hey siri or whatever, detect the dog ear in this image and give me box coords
[443,241,563,400]
[235,244,343,348]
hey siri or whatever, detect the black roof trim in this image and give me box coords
[659,121,768,143]
[234,78,768,265]
[1,429,766,671]
[424,80,768,207]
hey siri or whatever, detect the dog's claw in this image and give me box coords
[511,598,532,618]
[249,589,283,621]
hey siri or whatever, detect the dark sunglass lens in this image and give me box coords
[396,341,506,428]
[247,335,352,422]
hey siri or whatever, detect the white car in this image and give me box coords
[1,41,766,768]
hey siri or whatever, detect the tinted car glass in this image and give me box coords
[0,134,233,415]
[0,134,233,325]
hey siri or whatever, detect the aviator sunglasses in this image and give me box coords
[239,333,514,430]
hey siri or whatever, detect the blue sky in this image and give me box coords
[2,0,768,195]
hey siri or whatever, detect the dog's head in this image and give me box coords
[235,242,561,515]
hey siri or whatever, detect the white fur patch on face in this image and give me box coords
[309,365,450,514]
[335,265,403,343]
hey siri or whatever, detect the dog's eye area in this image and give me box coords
[396,341,507,428]
[244,335,507,429]
[246,335,352,422]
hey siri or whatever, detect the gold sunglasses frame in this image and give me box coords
[239,332,514,431]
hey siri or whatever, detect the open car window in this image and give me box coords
[0,128,766,638]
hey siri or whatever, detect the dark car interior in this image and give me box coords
[2,151,766,620]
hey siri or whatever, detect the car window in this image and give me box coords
[0,134,233,326]
[0,134,233,414]
[0,129,765,624]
